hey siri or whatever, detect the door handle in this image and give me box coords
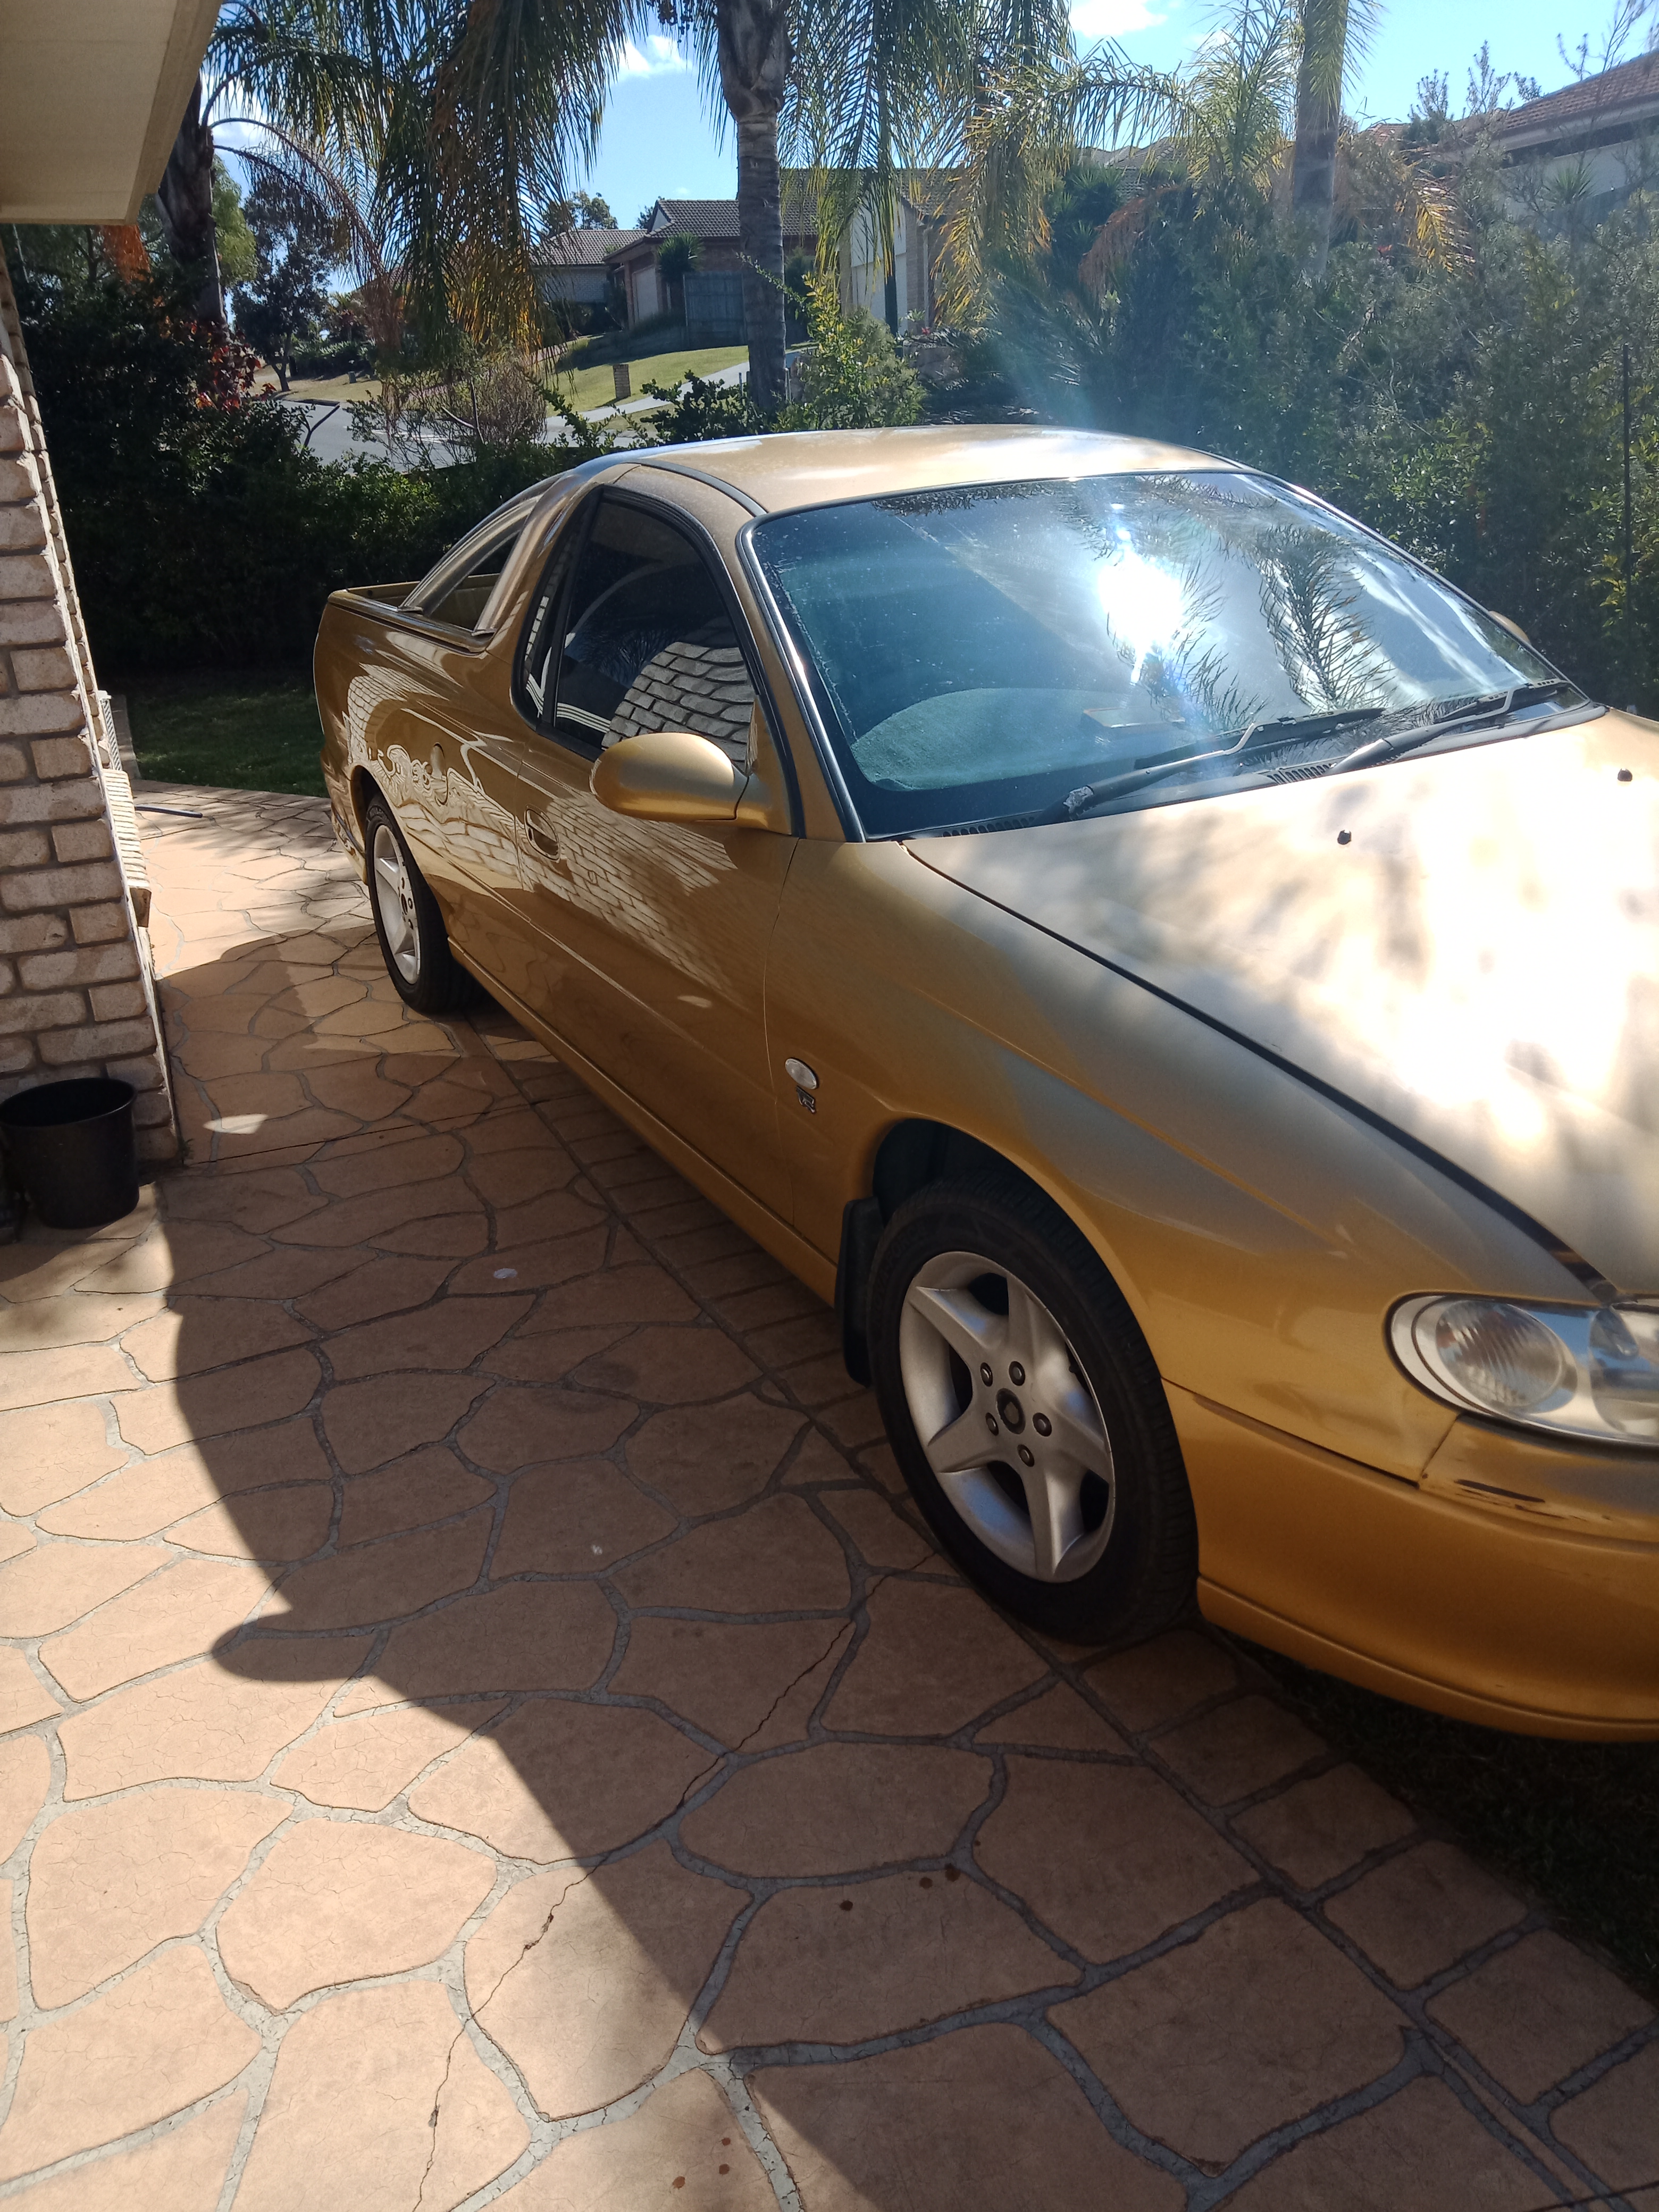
[524,812,559,858]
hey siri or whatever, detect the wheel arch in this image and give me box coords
[350,764,388,840]
[837,1116,1134,1387]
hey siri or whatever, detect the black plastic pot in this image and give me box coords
[0,1077,139,1231]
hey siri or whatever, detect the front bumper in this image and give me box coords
[1172,1385,1659,1739]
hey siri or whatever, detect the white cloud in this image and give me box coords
[1070,0,1167,37]
[616,36,691,77]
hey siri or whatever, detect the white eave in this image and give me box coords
[0,0,222,223]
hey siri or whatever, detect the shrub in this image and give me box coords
[776,273,924,431]
[15,267,569,674]
[639,371,763,442]
[960,148,1659,709]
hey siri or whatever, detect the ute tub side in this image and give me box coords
[314,582,483,878]
[313,593,373,868]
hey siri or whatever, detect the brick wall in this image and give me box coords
[0,239,176,1164]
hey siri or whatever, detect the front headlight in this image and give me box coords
[1391,1295,1659,1446]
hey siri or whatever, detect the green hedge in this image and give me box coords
[15,269,565,675]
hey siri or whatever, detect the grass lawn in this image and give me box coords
[254,372,381,403]
[122,672,326,799]
[557,344,747,414]
[1243,1639,1659,1999]
[250,348,746,419]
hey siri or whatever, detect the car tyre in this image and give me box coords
[867,1170,1197,1646]
[364,794,476,1015]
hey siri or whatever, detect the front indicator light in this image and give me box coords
[1392,1295,1659,1445]
[1431,1300,1568,1412]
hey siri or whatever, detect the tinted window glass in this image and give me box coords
[539,498,755,761]
[750,472,1583,834]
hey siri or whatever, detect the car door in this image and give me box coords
[506,489,797,1220]
[373,499,539,992]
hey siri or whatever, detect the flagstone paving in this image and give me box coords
[1,783,1656,2209]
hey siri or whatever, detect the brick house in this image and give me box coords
[608,195,818,337]
[837,177,950,332]
[0,3,217,1162]
[607,181,950,340]
[534,226,644,314]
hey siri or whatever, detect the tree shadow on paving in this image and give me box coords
[145,1126,1126,2212]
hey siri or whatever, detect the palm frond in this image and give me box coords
[220,115,405,352]
[1180,0,1296,192]
[936,49,1185,321]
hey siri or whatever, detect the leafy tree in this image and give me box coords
[156,0,649,352]
[9,161,255,306]
[13,259,577,672]
[543,190,622,237]
[234,176,333,390]
[212,165,259,290]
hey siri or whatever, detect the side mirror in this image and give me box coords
[1488,609,1533,647]
[589,720,791,834]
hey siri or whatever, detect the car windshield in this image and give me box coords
[749,471,1589,835]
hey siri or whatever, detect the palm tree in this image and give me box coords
[155,79,225,325]
[1288,0,1379,276]
[155,0,382,330]
[935,44,1183,323]
[792,0,970,334]
[793,0,1083,337]
[684,0,795,414]
[159,0,644,351]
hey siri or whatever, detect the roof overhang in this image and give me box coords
[0,0,222,224]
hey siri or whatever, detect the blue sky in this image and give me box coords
[582,0,1624,222]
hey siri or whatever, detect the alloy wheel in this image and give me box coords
[372,822,421,986]
[897,1249,1116,1583]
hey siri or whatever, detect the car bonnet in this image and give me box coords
[910,711,1659,1295]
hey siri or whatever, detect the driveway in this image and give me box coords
[0,786,1655,2209]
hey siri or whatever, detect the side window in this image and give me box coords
[530,497,756,764]
[413,506,532,631]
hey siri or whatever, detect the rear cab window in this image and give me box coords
[406,491,543,634]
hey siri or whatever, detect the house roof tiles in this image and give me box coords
[635,188,817,244]
[538,227,644,267]
[1492,50,1659,145]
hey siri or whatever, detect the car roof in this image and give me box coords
[624,424,1238,515]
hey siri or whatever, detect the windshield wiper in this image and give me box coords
[1047,708,1384,823]
[1335,682,1581,772]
